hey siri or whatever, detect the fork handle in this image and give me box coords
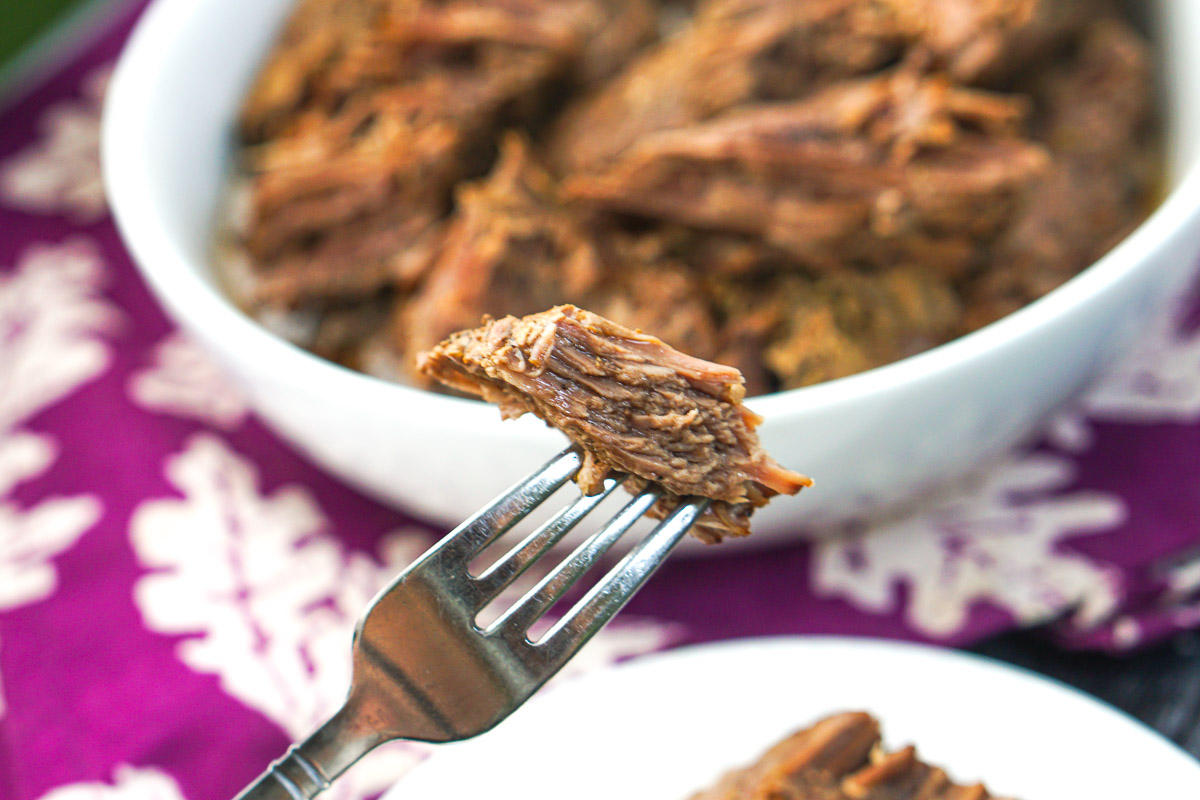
[233,697,386,800]
[233,746,331,800]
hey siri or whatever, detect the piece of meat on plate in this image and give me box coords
[689,711,1012,800]
[417,305,810,542]
[564,60,1049,278]
[233,52,559,310]
[237,0,392,144]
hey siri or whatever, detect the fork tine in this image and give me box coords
[429,447,581,564]
[538,498,710,658]
[472,476,627,604]
[488,488,661,637]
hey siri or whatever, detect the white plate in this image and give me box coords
[385,637,1200,799]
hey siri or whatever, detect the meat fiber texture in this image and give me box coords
[417,305,811,542]
[689,712,1013,800]
[562,59,1049,278]
[226,0,656,310]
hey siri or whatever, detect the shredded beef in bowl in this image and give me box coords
[217,0,1159,398]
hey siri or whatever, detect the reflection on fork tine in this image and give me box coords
[488,487,661,636]
[471,475,627,605]
[539,497,709,656]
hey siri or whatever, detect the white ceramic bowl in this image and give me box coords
[103,0,1200,542]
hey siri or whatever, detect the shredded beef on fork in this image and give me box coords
[418,305,811,542]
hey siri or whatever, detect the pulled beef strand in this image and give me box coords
[563,62,1049,278]
[547,0,907,173]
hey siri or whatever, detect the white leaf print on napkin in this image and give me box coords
[1045,295,1200,456]
[1079,305,1200,423]
[0,430,52,497]
[1136,556,1200,640]
[130,434,407,739]
[0,238,116,717]
[131,434,430,799]
[34,765,185,800]
[128,332,248,428]
[0,238,120,429]
[131,434,678,798]
[0,432,102,719]
[0,65,110,223]
[0,462,100,610]
[0,428,100,616]
[813,453,1125,637]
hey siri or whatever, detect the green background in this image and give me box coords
[0,0,92,66]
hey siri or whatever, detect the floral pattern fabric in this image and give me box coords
[2,5,1200,799]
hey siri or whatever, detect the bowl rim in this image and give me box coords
[102,0,1200,426]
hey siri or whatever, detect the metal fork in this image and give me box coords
[234,447,708,800]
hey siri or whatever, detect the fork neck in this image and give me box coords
[234,692,386,800]
[300,691,390,782]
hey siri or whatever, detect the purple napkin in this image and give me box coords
[1,5,1199,799]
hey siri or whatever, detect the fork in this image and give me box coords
[233,446,709,800]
